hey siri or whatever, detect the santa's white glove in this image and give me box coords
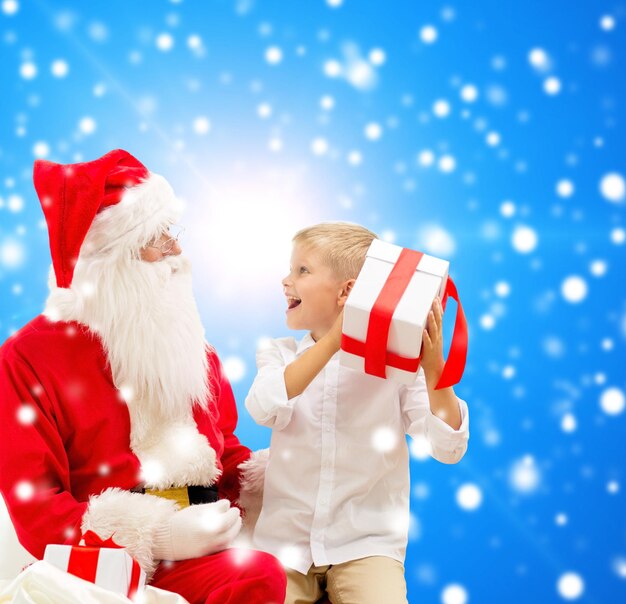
[153,499,242,561]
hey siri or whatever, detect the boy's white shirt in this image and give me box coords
[245,334,470,575]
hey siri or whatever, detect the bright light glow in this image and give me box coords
[500,200,516,217]
[600,172,625,203]
[420,25,438,44]
[364,122,382,140]
[486,131,500,146]
[20,62,37,79]
[79,116,97,134]
[7,193,24,212]
[480,314,495,330]
[561,413,577,433]
[460,84,478,102]
[2,1,19,15]
[590,260,607,276]
[511,225,538,253]
[600,15,615,31]
[612,556,626,579]
[418,224,456,256]
[561,276,587,303]
[193,116,211,134]
[51,59,69,77]
[371,427,398,452]
[409,435,431,460]
[346,59,377,90]
[320,95,334,110]
[556,179,575,197]
[418,150,435,167]
[15,481,34,501]
[456,483,482,510]
[311,137,329,156]
[265,46,283,65]
[33,141,50,158]
[544,77,561,95]
[433,99,450,118]
[17,404,36,424]
[369,48,386,65]
[438,155,456,173]
[324,59,342,77]
[557,572,584,600]
[607,480,620,494]
[528,47,550,70]
[1,240,25,268]
[186,166,317,307]
[441,583,468,604]
[600,387,625,415]
[611,228,625,245]
[495,281,510,297]
[223,356,246,382]
[156,33,174,51]
[509,455,540,494]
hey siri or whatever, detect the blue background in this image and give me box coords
[1,0,625,602]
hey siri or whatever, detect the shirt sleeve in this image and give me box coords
[245,339,300,431]
[400,368,470,464]
[0,348,87,558]
[207,350,252,505]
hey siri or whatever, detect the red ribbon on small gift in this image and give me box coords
[341,247,468,389]
[67,531,143,599]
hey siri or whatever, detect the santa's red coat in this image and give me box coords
[0,315,251,560]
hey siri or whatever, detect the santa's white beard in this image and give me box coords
[64,253,211,420]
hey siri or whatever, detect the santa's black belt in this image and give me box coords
[131,485,219,508]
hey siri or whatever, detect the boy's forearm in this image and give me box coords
[284,334,339,399]
[425,364,462,430]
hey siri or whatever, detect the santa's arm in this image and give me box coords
[207,350,269,534]
[0,349,178,579]
[208,350,252,505]
[0,351,88,557]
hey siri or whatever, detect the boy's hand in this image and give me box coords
[327,310,345,352]
[420,297,445,386]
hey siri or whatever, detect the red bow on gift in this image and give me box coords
[81,530,121,548]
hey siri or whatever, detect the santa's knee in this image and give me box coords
[225,549,286,597]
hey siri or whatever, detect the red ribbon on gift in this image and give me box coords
[67,531,143,599]
[82,530,120,548]
[341,247,468,389]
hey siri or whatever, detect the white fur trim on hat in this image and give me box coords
[81,487,178,579]
[81,172,183,258]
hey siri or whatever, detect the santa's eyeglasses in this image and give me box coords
[146,226,185,254]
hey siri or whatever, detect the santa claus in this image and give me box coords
[0,150,284,603]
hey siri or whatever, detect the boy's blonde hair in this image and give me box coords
[293,222,378,281]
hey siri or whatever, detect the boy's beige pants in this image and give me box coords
[285,556,408,604]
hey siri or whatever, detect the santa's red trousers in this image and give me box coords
[150,548,286,604]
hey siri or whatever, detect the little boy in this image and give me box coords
[245,222,469,604]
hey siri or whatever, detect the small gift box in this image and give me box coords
[340,239,467,387]
[43,531,145,600]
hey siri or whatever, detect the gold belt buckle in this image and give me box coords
[144,486,190,508]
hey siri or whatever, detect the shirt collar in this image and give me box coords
[296,332,341,361]
[296,333,316,356]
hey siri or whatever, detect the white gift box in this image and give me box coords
[340,239,449,385]
[44,542,146,599]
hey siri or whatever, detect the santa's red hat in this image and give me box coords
[34,149,182,288]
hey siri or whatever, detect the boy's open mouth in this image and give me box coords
[287,296,301,310]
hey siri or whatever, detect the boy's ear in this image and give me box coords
[338,279,355,307]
